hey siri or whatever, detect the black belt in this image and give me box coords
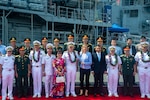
[36,66,39,67]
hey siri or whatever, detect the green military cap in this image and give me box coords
[9,37,16,42]
[41,37,48,42]
[24,38,31,43]
[53,37,60,42]
[19,45,25,51]
[67,34,74,39]
[96,37,103,42]
[82,34,88,39]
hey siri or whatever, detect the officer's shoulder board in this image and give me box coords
[88,43,92,46]
[120,54,125,57]
[130,55,134,57]
[24,55,29,58]
[15,55,20,58]
[102,46,106,49]
[64,42,68,45]
[59,46,63,48]
[79,43,83,46]
[2,55,5,57]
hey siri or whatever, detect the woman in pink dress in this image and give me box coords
[50,49,66,98]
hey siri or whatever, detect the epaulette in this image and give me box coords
[120,54,125,57]
[102,46,106,49]
[130,55,134,57]
[15,55,20,57]
[79,43,83,45]
[64,42,68,45]
[24,55,29,57]
[2,55,5,57]
[59,46,63,48]
[88,43,92,46]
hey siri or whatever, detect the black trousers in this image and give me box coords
[80,68,90,90]
[17,74,28,96]
[94,72,103,94]
[123,74,133,94]
[29,73,33,87]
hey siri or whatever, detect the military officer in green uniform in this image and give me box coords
[78,34,92,53]
[120,46,136,97]
[24,38,33,87]
[15,46,31,98]
[94,37,107,55]
[41,37,48,53]
[10,37,19,55]
[24,38,33,55]
[64,34,77,51]
[53,38,63,55]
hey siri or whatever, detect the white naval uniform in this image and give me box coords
[0,54,15,99]
[62,51,79,95]
[105,55,122,95]
[135,52,150,97]
[42,54,56,96]
[29,50,45,96]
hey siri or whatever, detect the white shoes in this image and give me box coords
[71,93,77,97]
[141,94,145,98]
[2,96,6,100]
[33,94,38,98]
[108,93,112,97]
[38,94,41,98]
[8,96,14,100]
[66,94,69,97]
[146,94,150,99]
[45,93,49,98]
[114,93,119,97]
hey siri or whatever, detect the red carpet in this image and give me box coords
[0,95,149,100]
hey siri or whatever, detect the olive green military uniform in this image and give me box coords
[12,46,19,55]
[24,47,33,55]
[15,55,30,97]
[120,54,135,96]
[41,46,47,54]
[53,46,63,55]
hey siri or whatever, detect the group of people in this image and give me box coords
[0,34,150,100]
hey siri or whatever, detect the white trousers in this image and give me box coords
[107,68,118,95]
[2,70,14,98]
[66,68,76,95]
[44,75,53,95]
[138,67,150,95]
[32,66,42,95]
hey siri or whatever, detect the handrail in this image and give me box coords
[0,0,109,23]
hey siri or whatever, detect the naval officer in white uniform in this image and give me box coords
[135,42,150,99]
[29,40,45,98]
[42,43,56,98]
[0,46,15,100]
[106,46,122,97]
[62,42,79,97]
